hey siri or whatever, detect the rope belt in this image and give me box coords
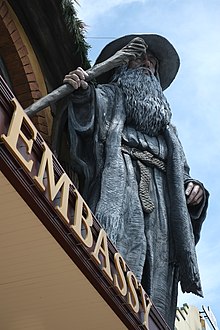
[121,145,166,214]
[121,145,166,172]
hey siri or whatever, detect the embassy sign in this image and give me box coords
[0,77,169,330]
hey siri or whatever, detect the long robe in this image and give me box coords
[64,83,209,328]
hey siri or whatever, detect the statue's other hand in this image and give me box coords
[185,182,204,206]
[63,67,89,90]
[113,37,148,65]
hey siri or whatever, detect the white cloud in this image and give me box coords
[76,0,146,24]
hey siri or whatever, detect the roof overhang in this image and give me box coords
[0,170,128,330]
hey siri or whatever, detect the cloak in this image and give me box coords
[61,82,208,327]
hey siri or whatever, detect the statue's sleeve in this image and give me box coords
[182,154,209,244]
[66,83,116,200]
[68,85,95,135]
[68,83,116,137]
[171,125,209,244]
[65,85,97,198]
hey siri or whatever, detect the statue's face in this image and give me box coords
[128,51,157,74]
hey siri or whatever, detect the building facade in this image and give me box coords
[175,304,219,330]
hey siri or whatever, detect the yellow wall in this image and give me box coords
[175,305,204,330]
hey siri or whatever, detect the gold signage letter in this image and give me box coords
[91,228,113,281]
[34,142,72,224]
[127,271,140,313]
[1,98,37,172]
[113,252,127,296]
[139,284,152,327]
[70,189,93,248]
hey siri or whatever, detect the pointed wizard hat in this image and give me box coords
[94,33,180,90]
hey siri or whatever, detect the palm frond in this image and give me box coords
[61,0,91,68]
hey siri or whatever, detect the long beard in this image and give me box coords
[114,67,172,136]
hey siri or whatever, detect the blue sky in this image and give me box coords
[76,0,220,324]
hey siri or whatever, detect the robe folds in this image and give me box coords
[65,83,209,328]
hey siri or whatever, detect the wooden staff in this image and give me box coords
[25,37,147,117]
